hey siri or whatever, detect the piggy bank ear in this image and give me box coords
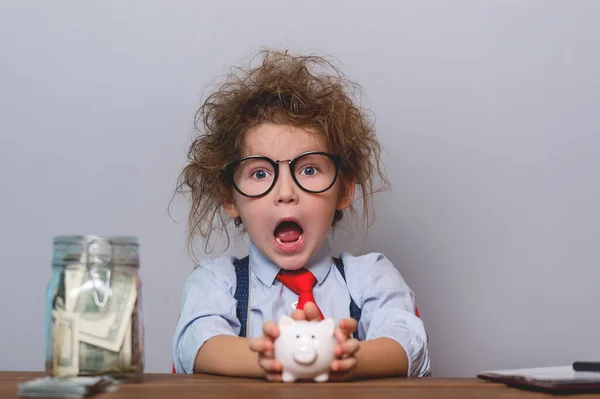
[319,318,335,335]
[279,315,294,328]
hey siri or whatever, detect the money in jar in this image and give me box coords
[45,235,144,382]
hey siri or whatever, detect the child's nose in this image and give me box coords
[274,165,299,204]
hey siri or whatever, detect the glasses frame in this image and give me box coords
[222,151,342,198]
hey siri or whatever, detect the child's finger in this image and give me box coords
[265,372,282,382]
[331,357,357,372]
[259,357,282,373]
[335,319,358,343]
[339,318,358,334]
[339,338,360,356]
[291,309,307,320]
[262,321,280,339]
[334,327,346,344]
[248,337,273,353]
[262,349,274,358]
[302,302,322,321]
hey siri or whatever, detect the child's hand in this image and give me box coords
[248,321,283,381]
[330,317,360,381]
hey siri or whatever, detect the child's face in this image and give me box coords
[223,123,354,270]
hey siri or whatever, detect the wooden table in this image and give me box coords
[3,372,600,399]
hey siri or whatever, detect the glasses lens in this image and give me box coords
[232,158,275,196]
[293,153,337,192]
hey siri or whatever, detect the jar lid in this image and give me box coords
[53,235,139,246]
[52,235,140,268]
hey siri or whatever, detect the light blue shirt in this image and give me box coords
[172,239,431,376]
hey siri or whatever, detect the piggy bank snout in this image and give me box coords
[292,340,317,365]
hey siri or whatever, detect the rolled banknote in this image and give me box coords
[52,309,79,377]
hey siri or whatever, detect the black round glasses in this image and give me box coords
[222,151,341,198]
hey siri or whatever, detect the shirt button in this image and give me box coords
[292,301,298,310]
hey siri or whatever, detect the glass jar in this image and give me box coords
[45,235,144,381]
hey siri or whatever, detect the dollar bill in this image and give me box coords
[65,267,85,313]
[118,319,132,369]
[78,320,132,374]
[129,297,142,373]
[73,269,137,352]
[52,310,79,377]
[79,342,118,373]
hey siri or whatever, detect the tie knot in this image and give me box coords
[276,268,317,294]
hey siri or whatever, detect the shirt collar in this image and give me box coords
[248,239,333,287]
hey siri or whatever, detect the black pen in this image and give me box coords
[573,361,600,372]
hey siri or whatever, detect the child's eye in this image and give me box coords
[250,169,271,180]
[299,166,319,176]
[311,334,316,339]
[296,334,300,339]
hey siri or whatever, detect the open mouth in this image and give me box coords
[274,220,304,244]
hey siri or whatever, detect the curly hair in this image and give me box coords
[177,49,389,254]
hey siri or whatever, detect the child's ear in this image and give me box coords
[223,199,240,218]
[336,179,355,211]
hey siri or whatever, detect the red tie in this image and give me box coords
[276,268,324,320]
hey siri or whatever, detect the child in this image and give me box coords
[172,49,430,380]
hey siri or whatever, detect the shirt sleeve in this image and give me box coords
[342,252,431,377]
[171,256,240,374]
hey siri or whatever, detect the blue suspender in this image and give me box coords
[233,256,362,339]
[333,257,362,339]
[233,256,250,339]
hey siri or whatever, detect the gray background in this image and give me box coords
[1,0,598,377]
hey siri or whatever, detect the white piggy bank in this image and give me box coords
[274,315,336,382]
